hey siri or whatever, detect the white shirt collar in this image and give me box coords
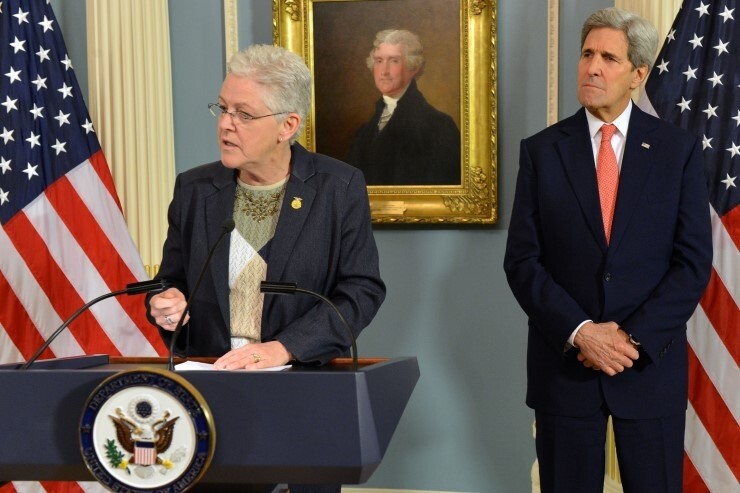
[382,94,399,113]
[585,100,633,140]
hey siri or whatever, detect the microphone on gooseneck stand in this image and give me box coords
[19,279,170,370]
[167,218,236,371]
[260,281,359,370]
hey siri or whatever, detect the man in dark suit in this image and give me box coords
[504,8,712,492]
[346,29,460,186]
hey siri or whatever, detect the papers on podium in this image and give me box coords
[176,361,292,372]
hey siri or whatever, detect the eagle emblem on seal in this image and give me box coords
[104,395,186,476]
[111,408,178,466]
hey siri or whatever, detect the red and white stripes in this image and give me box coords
[0,151,166,363]
[684,205,739,492]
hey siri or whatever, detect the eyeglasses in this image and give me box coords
[208,103,288,124]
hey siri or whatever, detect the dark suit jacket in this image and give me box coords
[504,105,712,419]
[148,144,386,365]
[347,80,460,185]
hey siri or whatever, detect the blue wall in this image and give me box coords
[51,1,612,491]
[50,0,87,98]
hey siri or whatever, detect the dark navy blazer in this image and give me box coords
[347,80,460,186]
[149,144,386,365]
[504,105,712,419]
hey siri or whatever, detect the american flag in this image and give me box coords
[0,0,167,491]
[638,0,739,491]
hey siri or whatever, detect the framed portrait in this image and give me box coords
[236,0,497,224]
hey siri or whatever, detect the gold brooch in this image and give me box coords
[291,197,302,209]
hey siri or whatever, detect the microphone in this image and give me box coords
[167,218,235,371]
[260,281,358,370]
[20,279,169,370]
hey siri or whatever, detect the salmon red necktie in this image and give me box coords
[597,124,619,244]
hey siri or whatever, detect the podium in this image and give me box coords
[0,356,419,486]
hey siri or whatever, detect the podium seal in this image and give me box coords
[79,368,215,492]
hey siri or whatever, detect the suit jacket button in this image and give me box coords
[604,273,612,282]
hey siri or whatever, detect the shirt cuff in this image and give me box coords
[566,320,593,350]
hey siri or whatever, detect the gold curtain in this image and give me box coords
[224,0,239,65]
[616,0,684,40]
[617,0,684,101]
[86,0,175,278]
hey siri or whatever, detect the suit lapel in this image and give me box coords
[609,106,658,252]
[266,144,317,282]
[203,146,317,327]
[556,109,607,250]
[205,167,236,330]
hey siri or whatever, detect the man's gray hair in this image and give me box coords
[227,44,311,143]
[365,29,425,78]
[581,7,658,72]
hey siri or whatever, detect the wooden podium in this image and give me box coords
[0,356,419,486]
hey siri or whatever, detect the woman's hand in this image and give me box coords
[213,341,292,370]
[148,287,189,331]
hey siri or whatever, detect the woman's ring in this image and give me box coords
[252,353,262,363]
[164,315,174,325]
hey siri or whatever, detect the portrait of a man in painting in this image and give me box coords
[311,1,462,187]
[345,29,461,186]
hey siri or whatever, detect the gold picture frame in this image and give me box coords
[253,0,497,224]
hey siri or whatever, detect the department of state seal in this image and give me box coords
[79,368,215,492]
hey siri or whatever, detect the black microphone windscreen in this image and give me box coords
[125,279,168,295]
[260,281,297,294]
